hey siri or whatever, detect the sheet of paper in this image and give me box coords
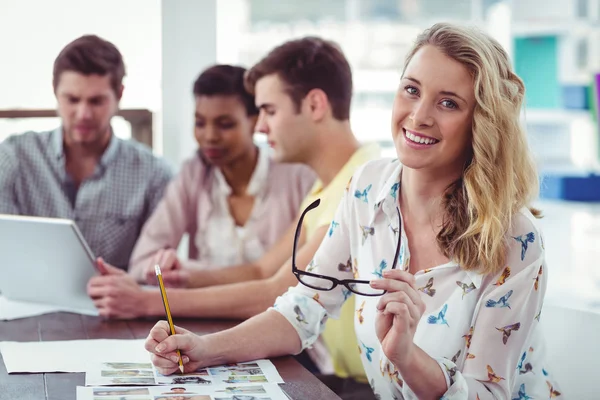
[85,359,284,387]
[77,382,290,400]
[0,295,98,320]
[0,339,148,373]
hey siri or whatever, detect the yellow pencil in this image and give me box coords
[155,264,185,374]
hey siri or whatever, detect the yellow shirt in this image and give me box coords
[298,143,380,382]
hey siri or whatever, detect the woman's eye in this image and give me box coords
[405,85,418,95]
[219,122,236,129]
[441,100,458,109]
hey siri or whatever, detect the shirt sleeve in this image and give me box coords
[146,159,173,218]
[128,162,188,281]
[0,142,20,214]
[271,175,357,351]
[429,220,546,400]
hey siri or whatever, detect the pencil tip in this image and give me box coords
[179,365,184,374]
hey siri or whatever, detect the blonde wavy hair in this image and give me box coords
[402,23,541,275]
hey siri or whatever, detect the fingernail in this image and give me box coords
[383,270,392,277]
[155,344,165,353]
[182,356,189,363]
[171,356,179,363]
[370,280,379,288]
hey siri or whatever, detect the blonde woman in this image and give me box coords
[144,24,560,400]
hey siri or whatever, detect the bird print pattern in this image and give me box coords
[293,305,307,325]
[456,280,476,299]
[418,277,436,297]
[373,260,387,278]
[494,267,511,286]
[338,258,352,272]
[496,322,520,345]
[390,182,399,199]
[306,259,317,272]
[485,290,513,309]
[360,341,375,362]
[533,266,542,291]
[487,365,505,383]
[354,184,372,203]
[427,304,449,327]
[463,326,474,349]
[342,287,352,301]
[271,159,560,400]
[328,220,340,237]
[512,383,533,400]
[360,225,375,245]
[513,232,535,261]
[547,381,561,398]
[356,300,365,324]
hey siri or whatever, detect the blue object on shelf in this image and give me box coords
[514,36,560,109]
[540,173,600,201]
[561,85,590,110]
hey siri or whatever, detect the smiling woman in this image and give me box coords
[142,22,561,400]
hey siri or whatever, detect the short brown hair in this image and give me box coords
[53,35,126,95]
[244,37,352,120]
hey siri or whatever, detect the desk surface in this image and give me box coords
[0,313,340,400]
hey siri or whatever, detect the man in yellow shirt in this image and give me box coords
[89,37,379,398]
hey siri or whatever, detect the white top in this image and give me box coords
[273,158,561,399]
[196,148,270,268]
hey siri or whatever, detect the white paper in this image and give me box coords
[85,359,284,387]
[77,383,290,400]
[0,295,99,320]
[0,339,149,373]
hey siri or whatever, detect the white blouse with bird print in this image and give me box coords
[272,158,562,400]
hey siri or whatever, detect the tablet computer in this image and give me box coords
[0,214,98,313]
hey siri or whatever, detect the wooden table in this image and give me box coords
[0,312,340,400]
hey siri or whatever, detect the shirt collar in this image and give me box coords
[373,159,402,225]
[371,159,484,288]
[466,270,484,288]
[51,126,120,168]
[213,146,270,197]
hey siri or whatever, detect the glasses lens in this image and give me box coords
[347,282,385,296]
[297,274,336,291]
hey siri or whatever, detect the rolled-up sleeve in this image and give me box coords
[128,162,188,280]
[271,176,357,350]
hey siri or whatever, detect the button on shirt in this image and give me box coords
[273,158,561,399]
[0,128,173,270]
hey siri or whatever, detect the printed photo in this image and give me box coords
[209,367,263,376]
[222,375,268,384]
[229,368,264,376]
[101,369,154,377]
[93,387,151,396]
[155,375,212,385]
[152,396,211,400]
[94,397,151,400]
[109,377,156,385]
[214,386,267,395]
[102,362,154,370]
[236,363,259,368]
[159,387,198,395]
[214,397,272,400]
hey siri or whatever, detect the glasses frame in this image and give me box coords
[292,198,402,297]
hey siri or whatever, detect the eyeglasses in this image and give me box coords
[292,199,402,296]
